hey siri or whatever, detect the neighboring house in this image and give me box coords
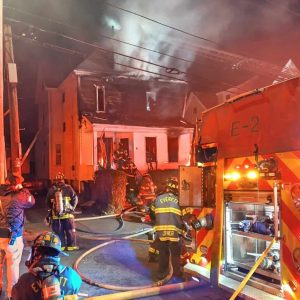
[216,59,300,104]
[182,91,207,124]
[35,64,193,190]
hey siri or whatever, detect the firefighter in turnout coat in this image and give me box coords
[46,172,79,251]
[150,177,186,281]
[0,174,35,299]
[12,231,82,300]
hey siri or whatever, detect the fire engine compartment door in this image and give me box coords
[179,166,203,207]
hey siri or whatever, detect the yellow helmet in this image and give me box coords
[55,172,65,181]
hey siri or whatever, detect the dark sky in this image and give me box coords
[3,0,300,144]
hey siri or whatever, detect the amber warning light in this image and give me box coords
[224,164,259,182]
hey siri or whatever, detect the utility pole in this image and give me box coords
[3,23,22,177]
[0,0,5,183]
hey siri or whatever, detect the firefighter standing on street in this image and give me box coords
[0,173,35,299]
[46,172,79,251]
[149,177,186,282]
[12,231,82,300]
[137,174,157,211]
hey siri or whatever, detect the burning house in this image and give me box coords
[34,52,193,190]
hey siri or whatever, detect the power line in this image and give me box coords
[10,27,249,92]
[103,1,218,45]
[5,4,296,85]
[3,5,196,66]
[6,15,286,93]
[9,31,191,84]
[5,17,188,77]
[7,17,244,90]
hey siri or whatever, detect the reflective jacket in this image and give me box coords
[46,184,78,220]
[0,186,35,238]
[12,264,82,300]
[150,192,184,242]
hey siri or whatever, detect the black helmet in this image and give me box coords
[165,177,178,195]
[26,231,67,269]
[33,231,66,255]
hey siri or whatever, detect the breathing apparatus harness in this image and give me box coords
[53,186,65,217]
[25,232,67,300]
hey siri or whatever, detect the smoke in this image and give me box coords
[103,0,300,79]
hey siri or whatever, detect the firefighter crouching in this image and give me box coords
[46,172,79,251]
[149,177,188,282]
[0,173,35,299]
[12,231,82,300]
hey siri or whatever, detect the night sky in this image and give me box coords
[3,0,300,145]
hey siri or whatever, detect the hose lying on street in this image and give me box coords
[74,206,138,235]
[84,280,205,300]
[73,228,174,291]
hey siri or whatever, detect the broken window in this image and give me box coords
[146,91,157,112]
[95,85,105,112]
[168,137,178,162]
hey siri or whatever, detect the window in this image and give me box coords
[168,137,178,162]
[146,91,157,112]
[95,85,105,112]
[55,144,62,166]
[120,138,129,154]
[145,137,157,162]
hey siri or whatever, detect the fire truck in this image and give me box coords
[180,76,300,299]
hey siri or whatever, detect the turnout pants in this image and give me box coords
[52,218,77,248]
[157,239,182,278]
[0,236,24,298]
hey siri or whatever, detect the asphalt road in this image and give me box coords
[21,200,233,300]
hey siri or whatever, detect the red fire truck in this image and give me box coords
[181,76,300,299]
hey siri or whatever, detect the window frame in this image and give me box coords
[95,85,106,112]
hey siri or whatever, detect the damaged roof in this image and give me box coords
[78,74,192,128]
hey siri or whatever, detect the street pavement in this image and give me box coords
[21,200,234,300]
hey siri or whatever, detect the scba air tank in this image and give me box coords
[54,189,64,216]
[42,274,62,300]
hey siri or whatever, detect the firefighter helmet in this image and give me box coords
[26,231,67,269]
[55,172,65,181]
[33,231,66,255]
[165,177,178,195]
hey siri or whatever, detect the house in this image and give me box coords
[35,55,194,190]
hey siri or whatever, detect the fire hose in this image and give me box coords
[73,228,174,291]
[74,207,138,235]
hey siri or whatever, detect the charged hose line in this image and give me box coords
[73,229,174,291]
[76,215,124,235]
[77,228,153,240]
[75,207,139,235]
[84,280,204,300]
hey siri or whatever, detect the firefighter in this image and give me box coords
[0,173,35,299]
[137,174,157,211]
[12,231,82,300]
[46,172,79,251]
[149,177,186,282]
